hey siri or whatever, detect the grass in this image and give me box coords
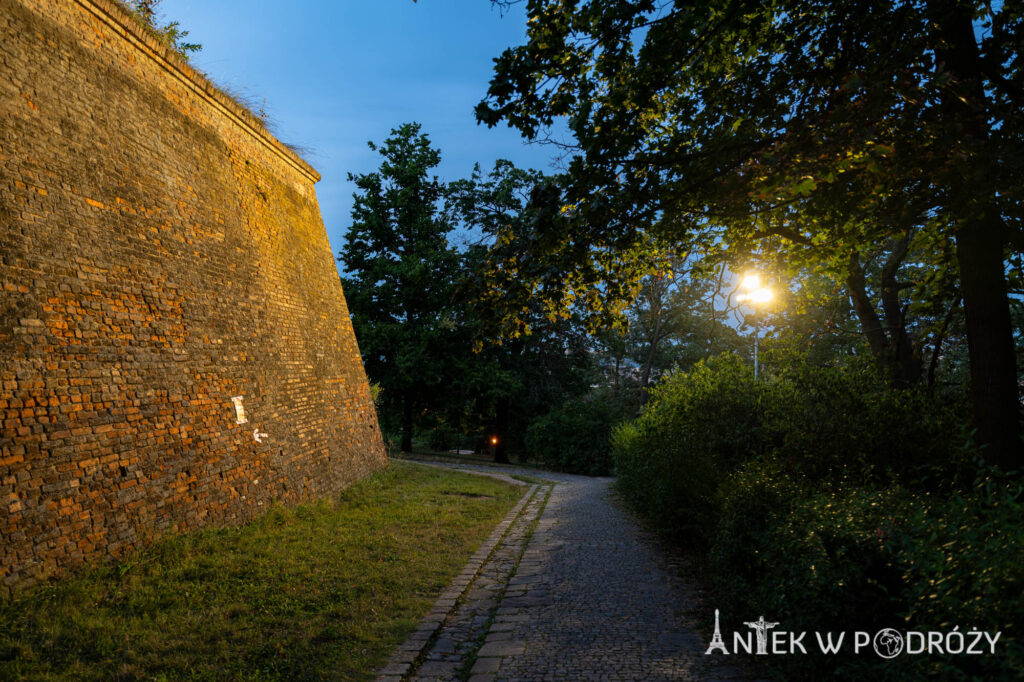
[0,461,521,681]
[391,448,496,465]
[112,0,314,163]
[510,474,552,486]
[390,447,545,470]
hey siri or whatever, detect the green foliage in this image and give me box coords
[889,473,1024,680]
[447,161,599,461]
[478,0,1023,465]
[612,353,766,543]
[368,382,383,406]
[448,160,552,341]
[711,463,909,679]
[524,391,625,475]
[594,262,749,397]
[759,349,972,486]
[426,422,459,452]
[477,0,1021,310]
[122,0,201,60]
[612,351,969,544]
[711,463,1024,681]
[340,123,462,450]
[613,346,1019,679]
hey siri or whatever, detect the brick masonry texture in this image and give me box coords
[0,0,386,590]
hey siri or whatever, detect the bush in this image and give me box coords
[427,423,458,451]
[762,354,971,487]
[612,353,769,543]
[524,392,624,475]
[711,462,1024,681]
[611,347,1018,680]
[888,472,1024,681]
[613,351,970,543]
[711,461,909,679]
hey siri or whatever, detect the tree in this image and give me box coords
[478,0,1023,466]
[734,205,961,389]
[339,123,461,452]
[449,160,595,462]
[584,257,748,406]
[625,256,748,399]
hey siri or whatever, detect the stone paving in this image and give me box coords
[408,482,551,681]
[378,461,759,681]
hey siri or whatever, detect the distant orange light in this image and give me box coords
[490,436,498,445]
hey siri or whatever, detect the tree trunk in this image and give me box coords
[878,236,921,387]
[846,254,891,361]
[639,309,664,404]
[956,222,1020,468]
[931,4,1021,467]
[846,245,922,388]
[927,297,959,390]
[401,393,413,453]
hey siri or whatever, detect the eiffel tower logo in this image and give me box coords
[705,609,729,655]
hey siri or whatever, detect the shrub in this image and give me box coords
[427,423,458,451]
[613,351,971,543]
[711,460,909,679]
[887,472,1024,681]
[610,346,1016,679]
[612,353,770,543]
[762,354,970,487]
[524,392,624,475]
[711,462,1023,680]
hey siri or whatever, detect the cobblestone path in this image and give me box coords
[407,481,551,681]
[378,462,756,682]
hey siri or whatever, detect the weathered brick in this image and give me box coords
[1,0,386,590]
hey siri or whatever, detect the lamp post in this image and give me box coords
[736,273,772,379]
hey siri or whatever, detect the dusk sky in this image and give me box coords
[160,1,565,273]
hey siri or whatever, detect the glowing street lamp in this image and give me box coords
[736,273,773,379]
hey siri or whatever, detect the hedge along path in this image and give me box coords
[381,462,765,682]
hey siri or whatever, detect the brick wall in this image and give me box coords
[0,0,386,591]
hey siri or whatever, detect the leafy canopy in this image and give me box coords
[476,0,1022,322]
[339,123,461,448]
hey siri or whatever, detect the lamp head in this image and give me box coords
[737,271,772,306]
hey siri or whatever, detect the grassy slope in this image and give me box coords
[0,461,521,681]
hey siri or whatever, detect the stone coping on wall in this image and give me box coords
[74,0,321,184]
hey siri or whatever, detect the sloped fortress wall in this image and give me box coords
[0,0,386,590]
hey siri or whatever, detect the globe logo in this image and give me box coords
[873,629,905,658]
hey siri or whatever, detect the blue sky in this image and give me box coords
[160,0,563,270]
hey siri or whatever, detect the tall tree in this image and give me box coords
[626,263,747,397]
[339,123,460,452]
[478,0,1023,466]
[449,160,594,461]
